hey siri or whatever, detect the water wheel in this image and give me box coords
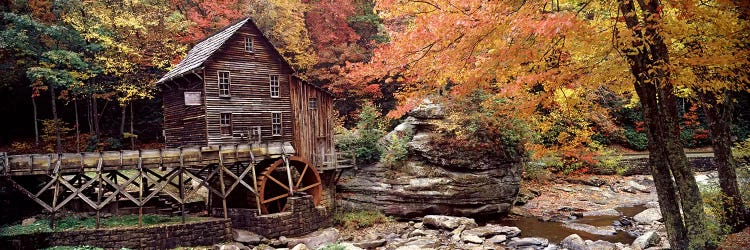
[256,156,322,214]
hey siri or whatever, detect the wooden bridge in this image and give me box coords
[0,142,354,228]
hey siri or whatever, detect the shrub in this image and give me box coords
[624,127,648,150]
[522,162,552,181]
[335,103,386,164]
[732,138,750,163]
[319,244,346,250]
[41,119,74,152]
[380,131,412,169]
[699,182,732,246]
[333,210,388,230]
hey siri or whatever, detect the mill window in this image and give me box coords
[220,113,232,136]
[270,75,279,97]
[218,71,230,97]
[245,36,254,53]
[272,112,282,136]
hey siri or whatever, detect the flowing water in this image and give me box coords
[492,205,646,244]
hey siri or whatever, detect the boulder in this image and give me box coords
[582,209,621,217]
[633,208,662,224]
[632,231,661,250]
[401,237,440,249]
[281,228,339,249]
[463,224,521,238]
[562,223,617,236]
[352,239,385,249]
[233,229,265,245]
[487,235,507,244]
[508,237,549,248]
[586,240,617,250]
[291,244,310,250]
[423,215,477,230]
[461,233,484,244]
[560,234,586,250]
[337,100,522,218]
[627,181,650,193]
[213,243,249,250]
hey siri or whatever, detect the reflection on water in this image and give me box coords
[491,205,646,244]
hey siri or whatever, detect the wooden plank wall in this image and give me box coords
[289,77,335,167]
[202,24,294,145]
[162,79,207,147]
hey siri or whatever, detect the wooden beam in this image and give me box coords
[2,176,53,211]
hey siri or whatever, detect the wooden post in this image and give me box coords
[179,148,186,224]
[283,155,294,195]
[138,150,144,227]
[96,152,103,229]
[218,145,228,219]
[50,154,61,229]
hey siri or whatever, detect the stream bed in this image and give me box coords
[492,205,647,244]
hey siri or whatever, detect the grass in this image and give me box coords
[319,243,347,250]
[333,210,388,230]
[0,215,203,236]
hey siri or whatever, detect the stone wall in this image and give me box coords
[214,195,329,238]
[0,218,231,250]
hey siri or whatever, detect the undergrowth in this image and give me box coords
[333,210,388,230]
[0,215,201,236]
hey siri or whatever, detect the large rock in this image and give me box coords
[562,223,617,236]
[233,229,265,245]
[633,208,662,224]
[586,240,617,250]
[507,237,550,248]
[281,228,339,249]
[632,231,661,250]
[338,101,522,218]
[463,224,521,238]
[560,234,586,250]
[423,215,477,230]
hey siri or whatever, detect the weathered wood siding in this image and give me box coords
[202,24,294,145]
[162,80,207,147]
[290,77,335,167]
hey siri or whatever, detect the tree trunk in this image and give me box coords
[130,102,135,149]
[92,96,100,140]
[49,85,62,153]
[700,91,747,232]
[617,0,708,248]
[32,96,39,147]
[120,102,126,140]
[75,99,81,153]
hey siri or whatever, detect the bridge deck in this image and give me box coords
[0,142,294,176]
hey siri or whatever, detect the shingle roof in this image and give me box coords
[156,18,251,84]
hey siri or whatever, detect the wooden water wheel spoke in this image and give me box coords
[297,182,320,192]
[256,156,322,214]
[295,164,309,189]
[264,174,290,191]
[261,193,289,204]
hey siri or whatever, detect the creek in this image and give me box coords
[492,205,646,244]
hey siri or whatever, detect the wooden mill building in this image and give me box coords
[157,17,335,168]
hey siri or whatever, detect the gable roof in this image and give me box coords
[157,18,250,84]
[157,17,334,96]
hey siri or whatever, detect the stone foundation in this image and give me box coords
[213,195,330,238]
[0,218,231,250]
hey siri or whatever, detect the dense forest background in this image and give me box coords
[1,0,749,160]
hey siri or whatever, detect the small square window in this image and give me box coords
[218,71,230,97]
[309,98,317,109]
[220,113,232,136]
[272,112,282,136]
[270,75,280,97]
[245,36,253,53]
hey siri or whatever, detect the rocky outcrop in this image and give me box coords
[338,100,522,218]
